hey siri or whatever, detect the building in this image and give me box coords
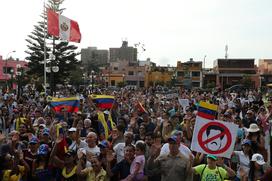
[109,41,137,62]
[259,59,272,86]
[214,58,259,89]
[175,59,202,89]
[202,68,217,88]
[145,66,175,87]
[100,59,145,87]
[0,55,28,90]
[81,47,108,66]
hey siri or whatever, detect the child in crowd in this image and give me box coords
[124,141,146,181]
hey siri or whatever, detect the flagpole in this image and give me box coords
[43,0,47,94]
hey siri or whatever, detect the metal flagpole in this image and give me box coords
[43,0,47,93]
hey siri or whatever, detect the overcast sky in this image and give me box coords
[0,0,272,68]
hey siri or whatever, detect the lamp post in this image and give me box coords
[16,64,22,97]
[51,66,59,95]
[122,74,125,87]
[49,53,56,95]
[10,69,14,90]
[91,70,95,93]
[5,50,16,91]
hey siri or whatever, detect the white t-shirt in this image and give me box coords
[234,151,250,178]
[84,145,101,168]
[113,143,126,163]
[84,145,100,156]
[160,143,194,159]
[69,140,87,152]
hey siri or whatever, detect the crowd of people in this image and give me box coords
[0,86,271,181]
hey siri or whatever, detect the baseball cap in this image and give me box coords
[39,124,46,129]
[171,130,183,137]
[224,112,231,117]
[103,110,110,115]
[29,137,39,144]
[37,144,49,155]
[168,135,178,143]
[68,127,77,132]
[42,128,50,136]
[251,153,265,165]
[98,140,109,149]
[207,154,218,160]
[246,110,254,114]
[242,139,251,146]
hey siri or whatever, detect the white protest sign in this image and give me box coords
[191,116,238,158]
[178,98,189,112]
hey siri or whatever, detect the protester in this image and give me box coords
[147,135,192,181]
[193,154,235,181]
[248,153,267,181]
[0,85,271,181]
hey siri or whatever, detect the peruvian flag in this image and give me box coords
[47,9,81,43]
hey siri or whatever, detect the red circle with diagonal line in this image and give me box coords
[198,121,232,154]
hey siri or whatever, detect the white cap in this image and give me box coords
[251,153,265,165]
[39,124,46,128]
[103,110,110,115]
[68,127,77,132]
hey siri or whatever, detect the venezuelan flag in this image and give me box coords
[50,97,80,113]
[197,101,218,120]
[90,94,115,109]
[56,124,68,153]
[137,101,147,113]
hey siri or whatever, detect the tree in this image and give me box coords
[241,74,253,88]
[25,0,80,91]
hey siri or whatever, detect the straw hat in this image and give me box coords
[247,123,260,133]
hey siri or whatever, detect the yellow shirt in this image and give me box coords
[2,165,25,181]
[81,167,108,181]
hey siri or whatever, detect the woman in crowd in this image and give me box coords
[248,153,267,181]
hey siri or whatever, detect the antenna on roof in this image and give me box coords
[225,45,228,59]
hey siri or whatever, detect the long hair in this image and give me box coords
[248,161,264,181]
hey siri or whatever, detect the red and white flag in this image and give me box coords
[47,9,81,43]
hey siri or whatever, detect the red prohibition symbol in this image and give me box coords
[198,121,232,154]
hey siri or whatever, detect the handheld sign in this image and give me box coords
[191,116,238,158]
[178,98,189,113]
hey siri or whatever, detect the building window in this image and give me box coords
[192,71,200,77]
[192,82,200,87]
[3,67,13,74]
[114,67,118,71]
[177,71,184,76]
[111,80,115,86]
[128,71,134,75]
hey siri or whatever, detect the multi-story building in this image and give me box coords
[145,66,175,87]
[175,59,202,89]
[100,60,145,87]
[0,55,28,89]
[81,47,108,66]
[259,59,272,86]
[109,41,137,62]
[214,58,259,89]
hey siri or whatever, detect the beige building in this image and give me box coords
[145,66,175,87]
[259,59,272,86]
[175,59,202,89]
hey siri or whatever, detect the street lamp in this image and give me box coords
[10,69,14,90]
[16,64,23,97]
[91,70,95,92]
[5,50,16,91]
[49,53,56,95]
[122,74,125,87]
